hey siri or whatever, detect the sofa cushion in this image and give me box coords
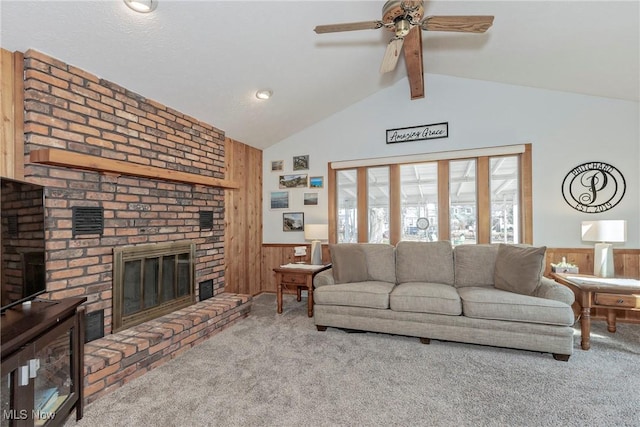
[329,244,368,284]
[454,244,498,288]
[314,281,395,309]
[361,244,396,284]
[494,244,546,296]
[390,282,462,315]
[395,241,454,285]
[458,286,574,327]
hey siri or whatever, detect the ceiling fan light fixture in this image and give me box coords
[314,0,494,100]
[124,0,157,13]
[255,90,273,100]
[395,19,411,37]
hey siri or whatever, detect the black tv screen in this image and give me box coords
[1,177,46,312]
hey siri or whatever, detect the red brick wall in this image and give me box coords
[21,49,227,334]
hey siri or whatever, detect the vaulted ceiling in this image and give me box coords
[1,1,638,150]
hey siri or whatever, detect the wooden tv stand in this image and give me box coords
[1,297,86,426]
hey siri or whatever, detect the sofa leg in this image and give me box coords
[419,338,431,344]
[552,353,570,362]
[316,325,327,331]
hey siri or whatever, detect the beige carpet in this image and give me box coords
[66,293,640,427]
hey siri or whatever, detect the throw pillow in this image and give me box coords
[329,244,368,284]
[494,244,547,296]
[395,241,454,285]
[362,244,396,284]
[454,244,498,287]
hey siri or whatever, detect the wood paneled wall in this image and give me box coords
[224,138,263,295]
[544,248,640,279]
[0,48,24,179]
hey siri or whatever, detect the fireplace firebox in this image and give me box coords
[113,242,195,332]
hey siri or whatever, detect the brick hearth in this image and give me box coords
[83,293,251,405]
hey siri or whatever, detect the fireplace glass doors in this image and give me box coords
[113,242,195,332]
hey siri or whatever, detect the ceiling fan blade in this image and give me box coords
[380,38,404,74]
[314,21,383,34]
[422,16,494,33]
[403,26,424,100]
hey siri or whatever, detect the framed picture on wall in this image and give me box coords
[279,174,308,189]
[283,212,304,232]
[309,176,324,188]
[271,160,284,172]
[270,191,289,209]
[293,155,309,171]
[303,192,318,206]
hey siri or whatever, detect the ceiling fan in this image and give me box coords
[314,0,494,100]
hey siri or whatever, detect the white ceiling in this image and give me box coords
[1,1,638,150]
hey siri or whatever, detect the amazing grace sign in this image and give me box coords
[386,122,448,144]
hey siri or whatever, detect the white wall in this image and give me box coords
[263,74,639,248]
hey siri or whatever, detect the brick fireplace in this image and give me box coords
[21,49,231,336]
[17,50,254,404]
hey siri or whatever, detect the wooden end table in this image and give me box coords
[551,273,640,350]
[273,264,331,317]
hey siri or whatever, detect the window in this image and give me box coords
[400,163,438,242]
[449,159,477,245]
[490,156,520,244]
[329,145,532,245]
[337,169,358,243]
[368,167,389,243]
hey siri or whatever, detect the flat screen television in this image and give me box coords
[1,177,47,312]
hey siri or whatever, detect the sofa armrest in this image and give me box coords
[534,277,575,306]
[314,268,335,288]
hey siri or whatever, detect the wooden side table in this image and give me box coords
[551,273,640,350]
[273,264,331,317]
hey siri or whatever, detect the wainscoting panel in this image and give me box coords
[544,248,640,278]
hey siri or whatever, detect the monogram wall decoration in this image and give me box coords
[561,162,626,213]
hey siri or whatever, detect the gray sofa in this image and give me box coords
[313,241,576,361]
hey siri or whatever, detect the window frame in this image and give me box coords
[327,144,533,245]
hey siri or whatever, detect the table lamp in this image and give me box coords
[581,220,627,277]
[304,224,328,265]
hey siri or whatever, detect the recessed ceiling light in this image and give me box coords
[124,0,157,13]
[255,90,273,100]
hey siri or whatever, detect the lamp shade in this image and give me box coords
[304,224,328,241]
[581,220,627,243]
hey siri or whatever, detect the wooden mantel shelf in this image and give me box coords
[30,149,239,189]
